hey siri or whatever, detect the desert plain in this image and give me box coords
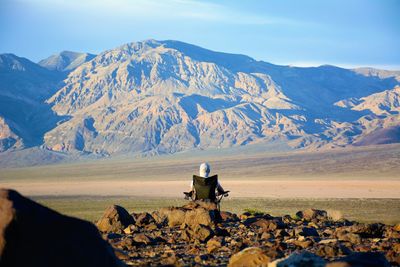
[1,143,399,224]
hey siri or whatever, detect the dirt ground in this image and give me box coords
[3,179,400,198]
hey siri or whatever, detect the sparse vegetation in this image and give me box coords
[243,208,265,216]
[33,196,400,225]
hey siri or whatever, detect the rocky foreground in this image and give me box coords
[1,189,399,267]
[97,201,400,266]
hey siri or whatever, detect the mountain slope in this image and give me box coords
[41,40,400,155]
[38,51,96,72]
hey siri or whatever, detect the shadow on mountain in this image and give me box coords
[0,53,68,149]
[0,95,68,147]
[354,126,400,146]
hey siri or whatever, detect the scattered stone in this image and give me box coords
[4,190,394,267]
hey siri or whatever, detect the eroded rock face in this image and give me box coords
[96,205,135,233]
[0,189,123,267]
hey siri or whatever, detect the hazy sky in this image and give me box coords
[1,0,399,69]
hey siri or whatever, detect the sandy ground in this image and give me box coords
[2,180,400,198]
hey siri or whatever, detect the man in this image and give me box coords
[189,162,225,199]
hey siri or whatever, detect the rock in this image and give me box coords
[181,224,214,242]
[215,227,230,237]
[228,247,270,267]
[157,201,219,228]
[275,229,290,238]
[319,238,338,244]
[316,244,338,258]
[193,225,214,242]
[123,225,134,234]
[184,207,215,226]
[157,207,186,227]
[336,229,361,244]
[0,189,123,267]
[296,209,328,221]
[96,205,134,233]
[260,232,273,240]
[326,252,390,267]
[348,223,384,238]
[301,227,320,237]
[393,243,400,253]
[245,218,285,232]
[133,233,153,245]
[133,212,155,227]
[207,237,223,253]
[294,239,314,249]
[220,211,239,222]
[269,251,325,267]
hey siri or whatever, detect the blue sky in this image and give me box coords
[1,0,399,69]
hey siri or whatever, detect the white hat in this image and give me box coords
[199,162,210,178]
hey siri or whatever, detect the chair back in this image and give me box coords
[193,175,218,200]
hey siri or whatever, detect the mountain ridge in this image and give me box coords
[1,39,399,163]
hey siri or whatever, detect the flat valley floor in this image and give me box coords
[1,144,399,224]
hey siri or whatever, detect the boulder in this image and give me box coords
[296,209,328,221]
[96,205,134,233]
[156,201,219,228]
[0,189,123,267]
[228,247,270,267]
[326,252,390,267]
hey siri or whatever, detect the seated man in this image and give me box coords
[189,162,225,201]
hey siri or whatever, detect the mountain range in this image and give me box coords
[1,40,399,163]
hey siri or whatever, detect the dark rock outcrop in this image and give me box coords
[0,189,123,267]
[96,205,134,233]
